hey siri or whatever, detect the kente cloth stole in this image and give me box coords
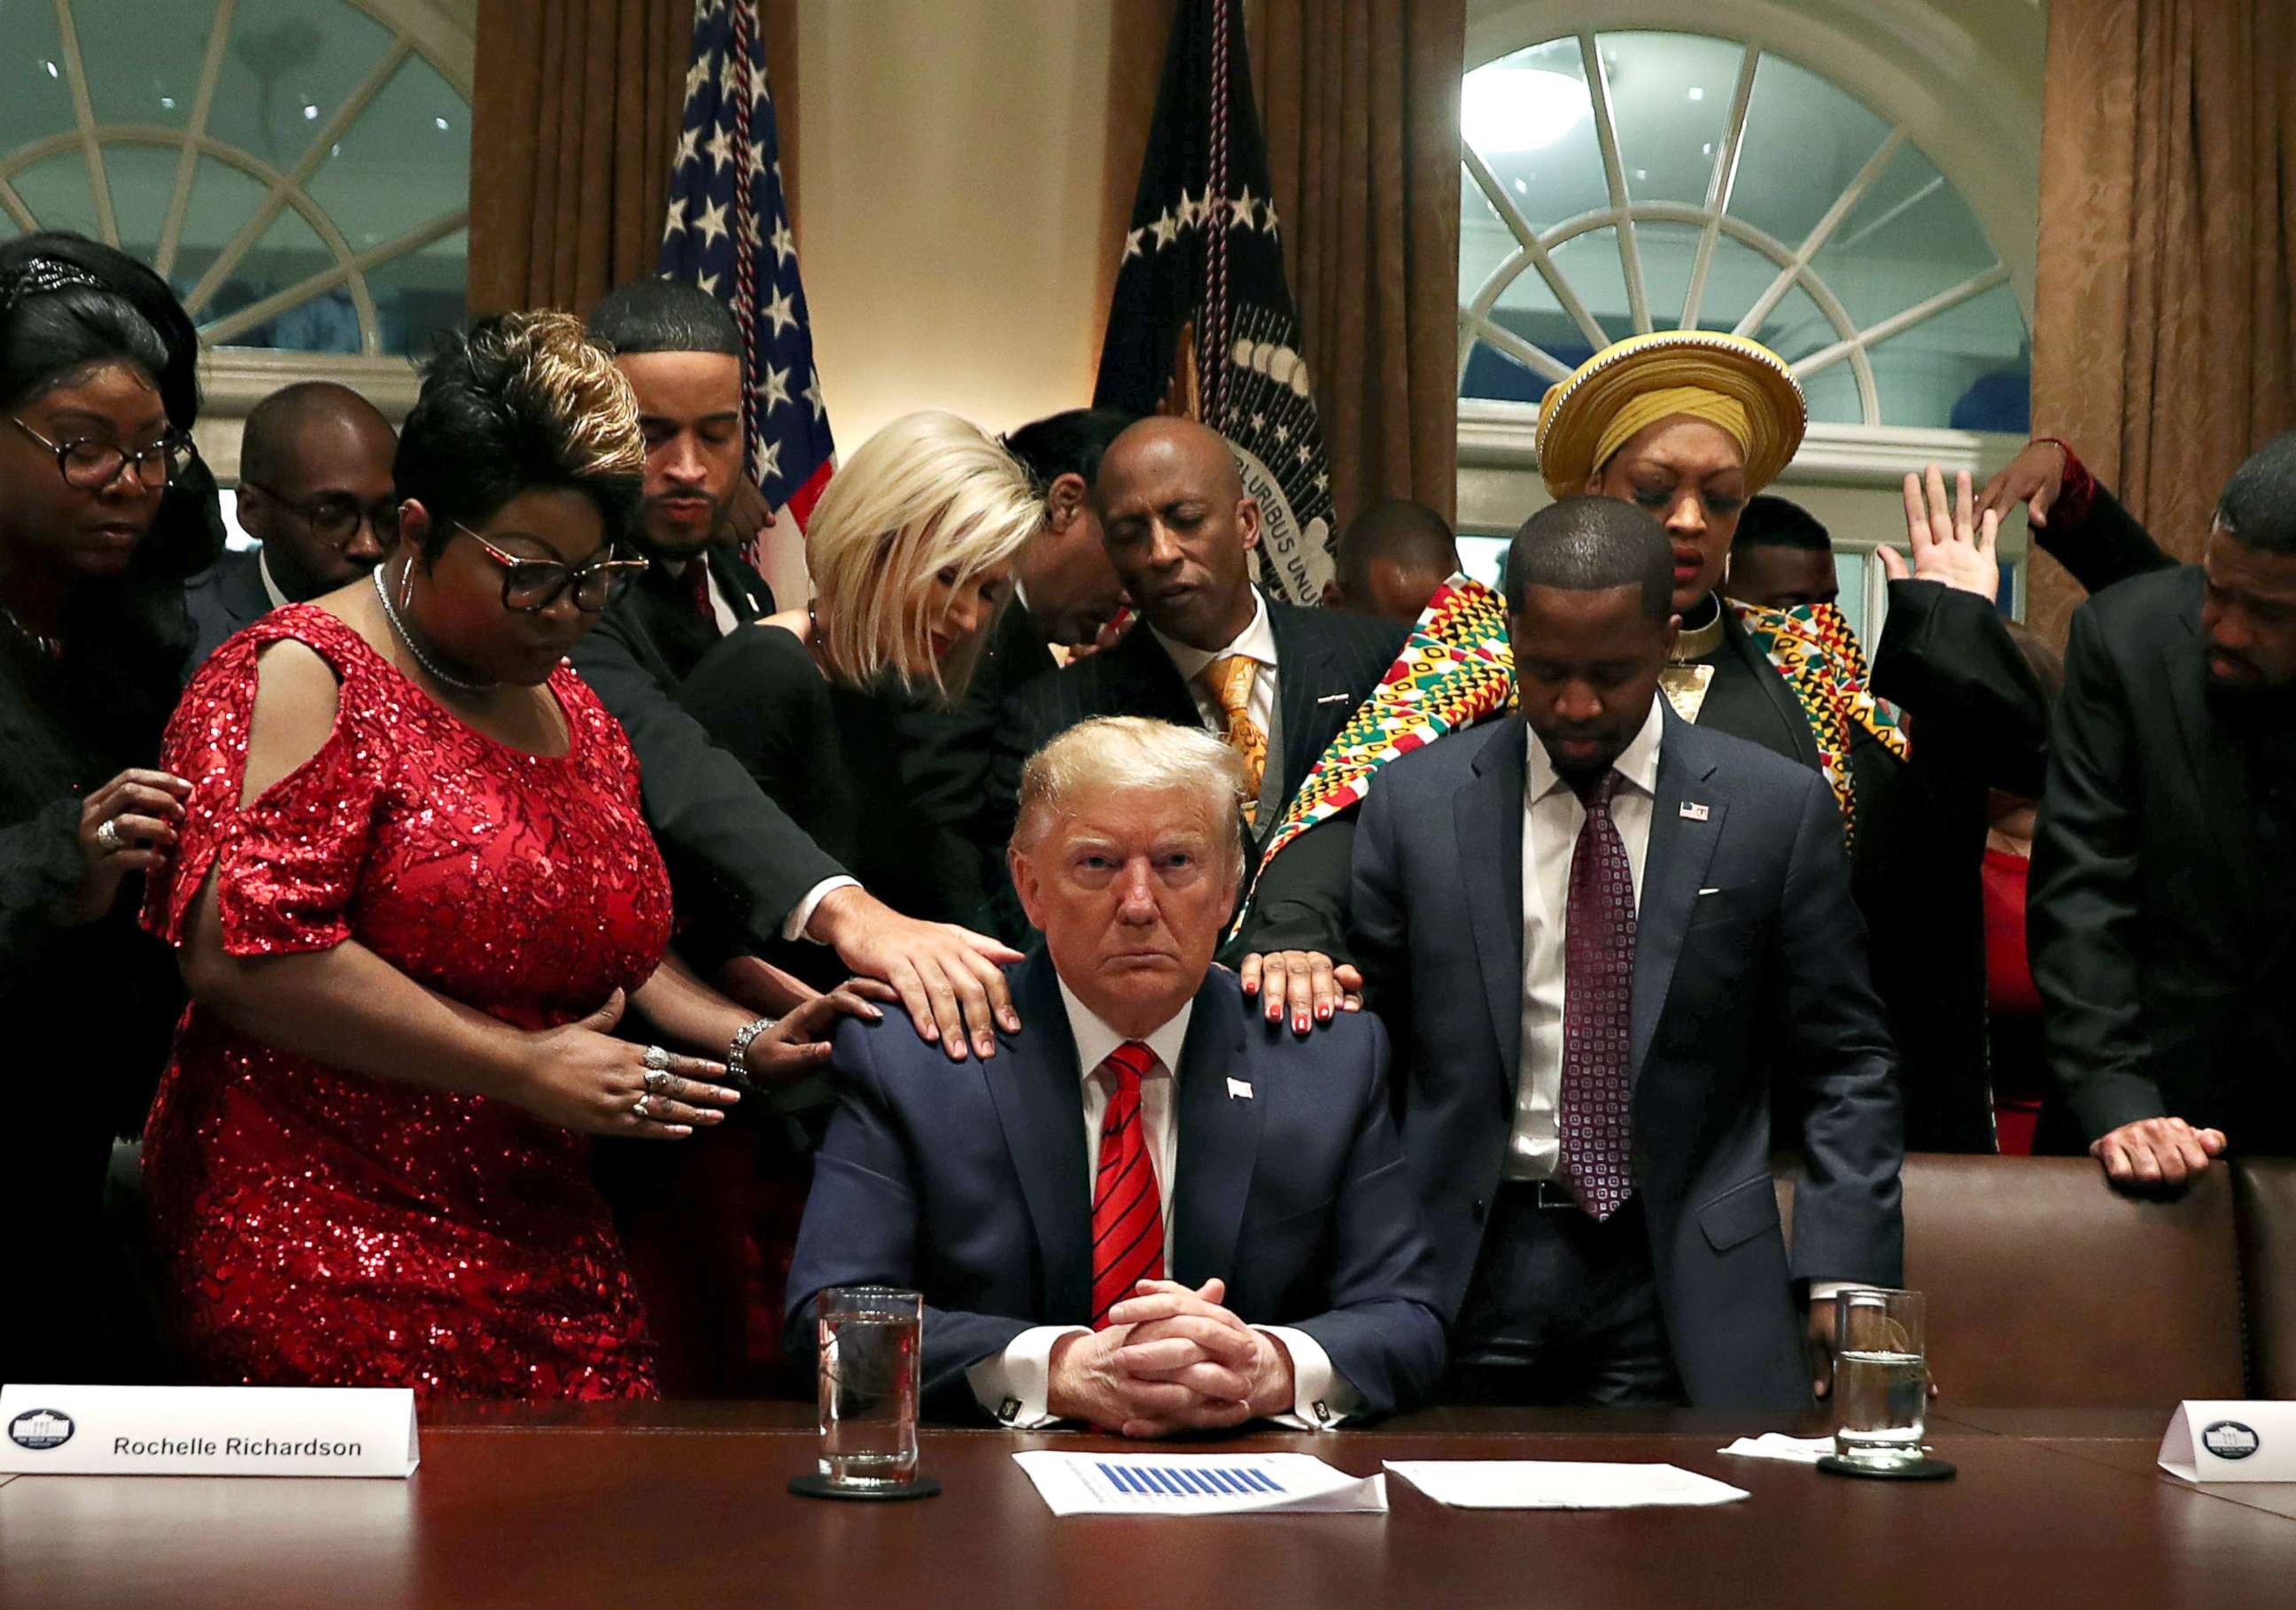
[1727,599,1909,854]
[1228,575,1516,940]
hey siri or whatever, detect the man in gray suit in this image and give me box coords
[1349,497,1903,1409]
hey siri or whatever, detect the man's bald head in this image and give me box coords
[1091,416,1262,651]
[240,381,394,488]
[1094,415,1248,520]
[236,381,399,600]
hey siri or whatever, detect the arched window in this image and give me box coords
[1458,29,2028,432]
[0,0,471,360]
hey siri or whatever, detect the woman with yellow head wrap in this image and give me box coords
[1530,329,2000,1152]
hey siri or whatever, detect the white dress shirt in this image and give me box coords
[966,979,1359,1429]
[1510,701,1852,1300]
[656,554,741,636]
[1151,585,1278,739]
[1510,698,1663,1182]
[257,549,291,611]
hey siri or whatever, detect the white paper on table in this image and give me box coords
[2158,1401,2296,1483]
[1012,1450,1386,1515]
[1718,1433,1836,1465]
[1385,1459,1749,1509]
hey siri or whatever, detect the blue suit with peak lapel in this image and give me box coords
[1349,706,1904,1409]
[784,952,1447,1420]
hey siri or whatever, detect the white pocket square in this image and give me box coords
[1315,693,1351,705]
[1227,1077,1254,1100]
[1698,887,1722,896]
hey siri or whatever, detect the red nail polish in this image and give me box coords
[1294,1015,1308,1033]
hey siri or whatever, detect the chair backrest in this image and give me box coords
[1778,1154,2247,1407]
[2232,1157,2296,1400]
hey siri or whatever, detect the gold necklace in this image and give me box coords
[1660,593,1725,723]
[1672,593,1726,662]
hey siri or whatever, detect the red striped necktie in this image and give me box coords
[1090,1041,1165,1327]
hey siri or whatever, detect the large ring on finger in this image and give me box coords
[95,818,125,853]
[631,1093,653,1120]
[643,1068,670,1094]
[642,1044,671,1072]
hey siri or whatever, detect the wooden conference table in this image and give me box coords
[3,1402,2291,1607]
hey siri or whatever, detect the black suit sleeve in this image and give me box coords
[1233,816,1361,963]
[2026,605,2165,1140]
[2036,478,2175,595]
[1870,580,2052,798]
[569,619,846,953]
[1772,770,1904,1287]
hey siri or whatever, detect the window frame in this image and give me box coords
[1455,1,2044,617]
[0,1,476,470]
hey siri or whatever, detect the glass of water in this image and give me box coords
[817,1287,922,1489]
[1832,1287,1928,1467]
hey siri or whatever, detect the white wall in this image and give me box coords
[794,0,1120,450]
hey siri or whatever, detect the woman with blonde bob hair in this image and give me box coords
[680,408,1043,981]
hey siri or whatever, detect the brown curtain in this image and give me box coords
[468,2,804,319]
[1251,0,1465,529]
[2027,0,2296,640]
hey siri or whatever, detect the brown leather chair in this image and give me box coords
[1779,1154,2247,1407]
[2231,1158,2296,1399]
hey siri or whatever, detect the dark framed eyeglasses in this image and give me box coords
[454,521,648,614]
[12,416,196,491]
[242,480,399,549]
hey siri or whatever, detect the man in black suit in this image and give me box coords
[994,417,1407,1005]
[186,383,394,668]
[904,408,1133,857]
[2030,430,2296,1190]
[580,279,1020,1057]
[1350,498,1903,1409]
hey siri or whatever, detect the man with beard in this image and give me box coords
[2031,429,2296,1190]
[581,279,1022,1055]
[187,382,394,667]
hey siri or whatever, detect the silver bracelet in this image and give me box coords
[726,1016,779,1080]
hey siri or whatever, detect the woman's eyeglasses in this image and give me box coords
[454,522,648,614]
[12,416,195,491]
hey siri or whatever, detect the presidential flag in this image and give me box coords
[659,0,834,602]
[1094,0,1336,606]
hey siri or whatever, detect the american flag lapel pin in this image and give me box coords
[1679,801,1710,822]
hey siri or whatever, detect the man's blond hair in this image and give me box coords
[1012,716,1246,879]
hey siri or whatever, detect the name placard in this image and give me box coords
[2158,1400,2296,1484]
[1,1383,418,1478]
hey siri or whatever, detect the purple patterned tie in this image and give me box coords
[1556,771,1636,1220]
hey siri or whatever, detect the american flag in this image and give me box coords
[1095,0,1335,607]
[659,0,834,601]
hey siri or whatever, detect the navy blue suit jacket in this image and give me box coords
[1350,708,1904,1409]
[784,952,1447,1421]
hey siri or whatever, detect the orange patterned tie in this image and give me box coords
[1197,654,1268,824]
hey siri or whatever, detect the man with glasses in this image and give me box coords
[186,381,395,667]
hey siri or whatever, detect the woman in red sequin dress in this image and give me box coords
[142,314,873,1401]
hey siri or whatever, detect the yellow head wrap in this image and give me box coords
[1534,331,1806,502]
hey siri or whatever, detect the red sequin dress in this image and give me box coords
[142,607,671,1402]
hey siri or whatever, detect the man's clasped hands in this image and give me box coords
[1046,1278,1298,1438]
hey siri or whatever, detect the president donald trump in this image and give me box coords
[785,716,1445,1434]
